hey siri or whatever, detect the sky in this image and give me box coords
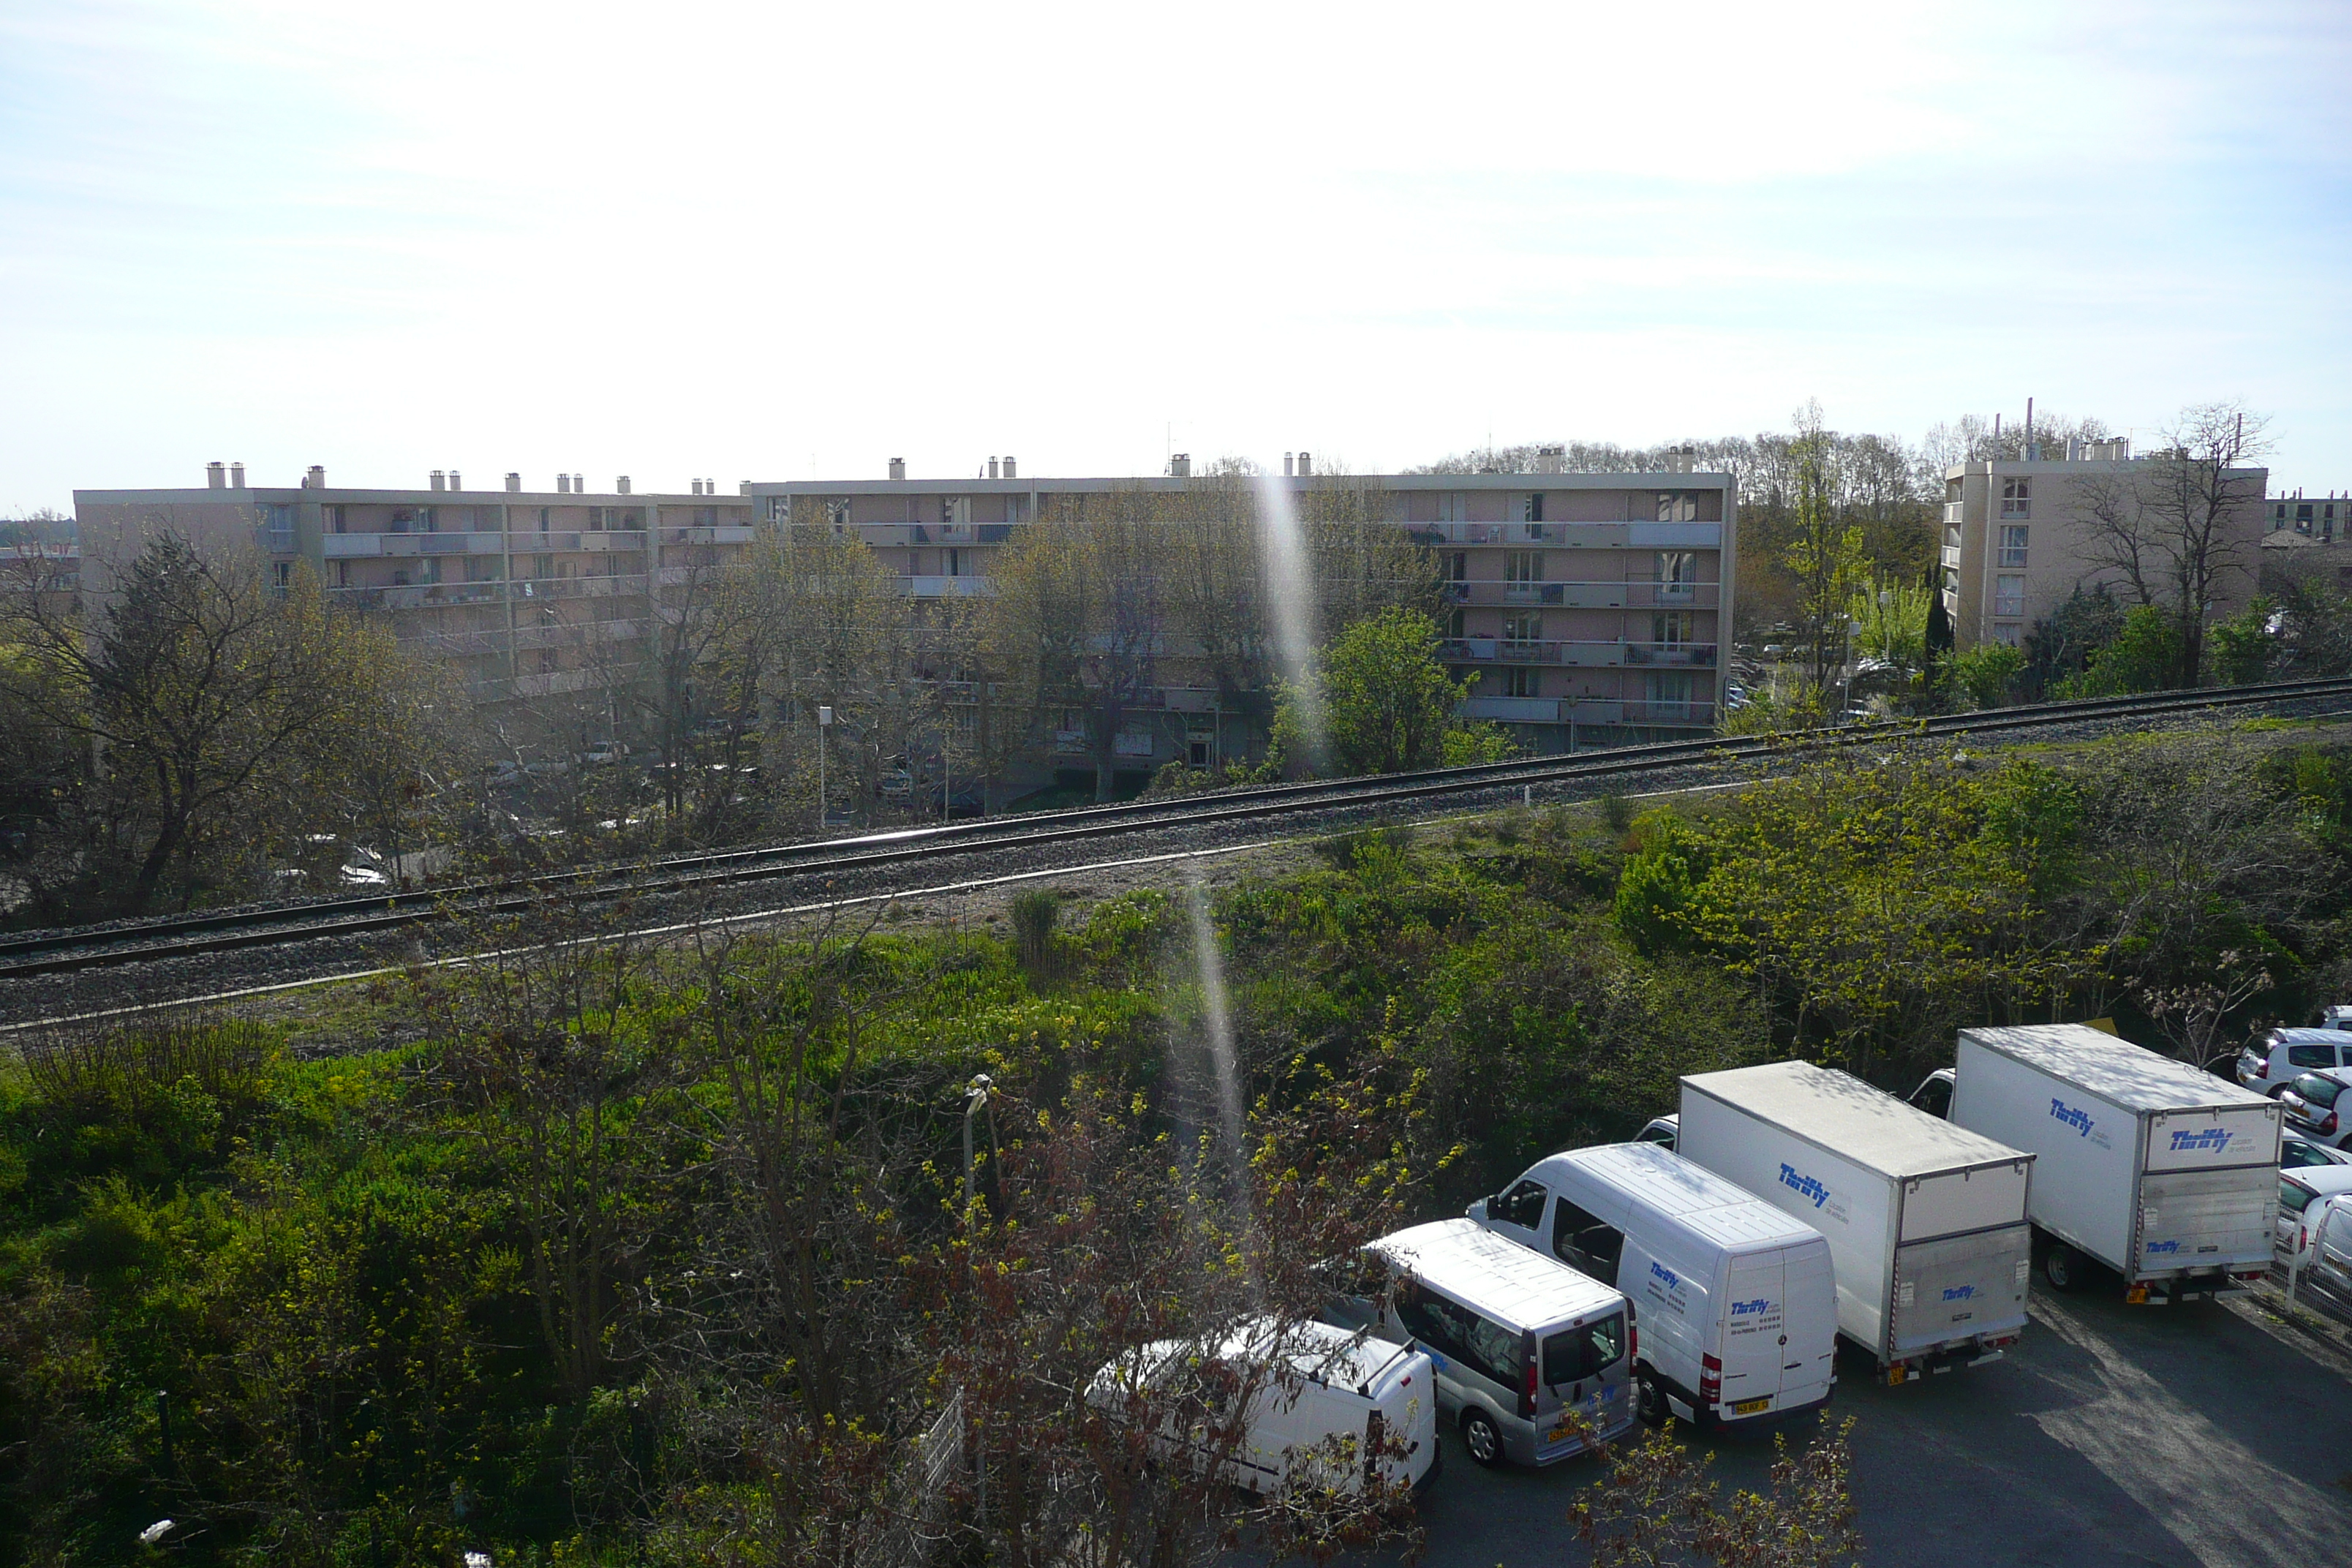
[2,0,2348,511]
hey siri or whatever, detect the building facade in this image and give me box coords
[749,465,1737,763]
[1940,442,2269,649]
[74,466,755,706]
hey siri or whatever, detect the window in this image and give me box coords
[1393,1286,1515,1386]
[2282,1179,2317,1216]
[946,548,965,577]
[1504,666,1537,698]
[1994,575,2026,618]
[1651,611,1694,647]
[1523,493,1545,522]
[1999,525,2029,568]
[1494,1180,1548,1229]
[1551,1197,1625,1278]
[1646,671,1695,707]
[941,496,971,528]
[2288,1044,2338,1069]
[327,505,347,534]
[2295,1074,2342,1108]
[533,554,554,580]
[538,507,551,527]
[1438,492,1469,523]
[1505,550,1544,584]
[1542,1313,1628,1386]
[1656,550,1697,592]
[1656,492,1695,523]
[2000,477,2030,519]
[1992,622,2023,648]
[1447,551,1468,582]
[419,506,438,533]
[694,506,717,527]
[1446,608,1466,638]
[273,562,292,590]
[1502,611,1541,646]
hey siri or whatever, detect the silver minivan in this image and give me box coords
[1324,1218,1637,1468]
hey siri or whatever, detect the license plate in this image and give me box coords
[1545,1423,1577,1444]
[1733,1397,1772,1415]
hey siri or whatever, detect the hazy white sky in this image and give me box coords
[3,0,2347,509]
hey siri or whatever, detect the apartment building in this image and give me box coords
[749,462,1736,764]
[72,466,755,704]
[1940,440,2269,649]
[2266,490,2348,545]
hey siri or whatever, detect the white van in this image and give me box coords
[1469,1142,1839,1429]
[1086,1316,1439,1495]
[1323,1218,1637,1469]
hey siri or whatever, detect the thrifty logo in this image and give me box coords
[1730,1298,1772,1317]
[1650,1260,1680,1290]
[2168,1128,2233,1153]
[2049,1098,2095,1137]
[2147,1240,2182,1254]
[1778,1164,1831,1208]
[1942,1284,1976,1301]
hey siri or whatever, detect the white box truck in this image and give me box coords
[1467,1142,1839,1429]
[1949,1024,2282,1303]
[1680,1060,2035,1384]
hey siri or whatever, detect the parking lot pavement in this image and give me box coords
[1406,1286,2352,1567]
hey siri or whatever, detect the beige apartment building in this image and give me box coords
[73,465,755,706]
[750,461,1736,764]
[1940,440,2269,649]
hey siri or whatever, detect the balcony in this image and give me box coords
[902,575,993,597]
[1623,700,1717,725]
[1447,578,1718,610]
[1621,642,1718,668]
[1458,695,1561,723]
[661,526,754,546]
[1444,638,1715,669]
[1944,502,1964,527]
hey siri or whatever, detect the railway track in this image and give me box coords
[7,675,2352,987]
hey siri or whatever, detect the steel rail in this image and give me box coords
[7,675,2351,981]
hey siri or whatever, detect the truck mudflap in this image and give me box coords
[1888,1224,2032,1360]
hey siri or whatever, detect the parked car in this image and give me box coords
[2289,1194,2352,1320]
[1323,1218,1636,1469]
[1085,1316,1438,1496]
[578,739,630,767]
[2277,1166,2352,1270]
[2284,1134,2351,1170]
[2237,1028,2352,1097]
[2280,1068,2352,1150]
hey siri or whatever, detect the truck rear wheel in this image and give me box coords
[2042,1243,2080,1292]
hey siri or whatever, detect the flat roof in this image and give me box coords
[1537,1142,1823,1253]
[1372,1218,1622,1330]
[1683,1060,2031,1179]
[75,488,730,506]
[750,470,1734,495]
[1959,1025,2275,1114]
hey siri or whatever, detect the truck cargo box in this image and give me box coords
[1680,1061,2035,1376]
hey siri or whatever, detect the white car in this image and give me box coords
[2280,1068,2352,1150]
[2236,1028,2352,1097]
[2283,1134,2351,1172]
[578,740,630,767]
[2277,1166,2352,1270]
[1085,1316,1437,1496]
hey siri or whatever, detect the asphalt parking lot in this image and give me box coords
[1407,1284,2352,1567]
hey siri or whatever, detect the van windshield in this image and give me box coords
[1542,1311,1628,1385]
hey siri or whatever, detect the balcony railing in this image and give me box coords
[900,575,993,597]
[1622,700,1717,725]
[1446,578,1717,609]
[1444,638,1715,668]
[1621,642,1717,667]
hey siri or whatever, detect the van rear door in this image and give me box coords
[1717,1248,1787,1416]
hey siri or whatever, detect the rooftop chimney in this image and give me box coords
[431,470,446,491]
[306,464,325,489]
[573,473,584,494]
[739,480,751,495]
[989,457,1000,479]
[1284,453,1294,477]
[206,461,226,489]
[889,457,906,480]
[1535,445,1565,474]
[449,470,462,491]
[617,476,631,495]
[505,472,521,492]
[1169,453,1191,478]
[558,474,572,494]
[1297,451,1313,477]
[231,462,246,489]
[1003,455,1017,479]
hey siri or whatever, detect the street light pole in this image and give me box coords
[816,704,833,832]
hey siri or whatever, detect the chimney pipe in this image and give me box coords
[558,474,571,494]
[1002,455,1016,479]
[430,470,446,491]
[306,464,325,489]
[889,457,905,480]
[617,476,631,495]
[206,461,226,489]
[989,457,1000,479]
[573,473,584,494]
[1284,453,1294,477]
[231,462,246,489]
[505,472,521,492]
[1297,451,1313,477]
[449,469,462,491]
[2024,396,2035,461]
[1169,453,1191,478]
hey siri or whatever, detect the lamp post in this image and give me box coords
[816,704,832,832]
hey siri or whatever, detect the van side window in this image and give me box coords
[1448,1303,1522,1387]
[1398,1285,1517,1386]
[2289,1044,2336,1069]
[1495,1180,1548,1228]
[1553,1198,1627,1278]
[1394,1280,1458,1359]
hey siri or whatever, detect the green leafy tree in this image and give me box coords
[2203,598,2277,685]
[1947,643,2025,709]
[2055,605,2182,698]
[1277,607,1514,776]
